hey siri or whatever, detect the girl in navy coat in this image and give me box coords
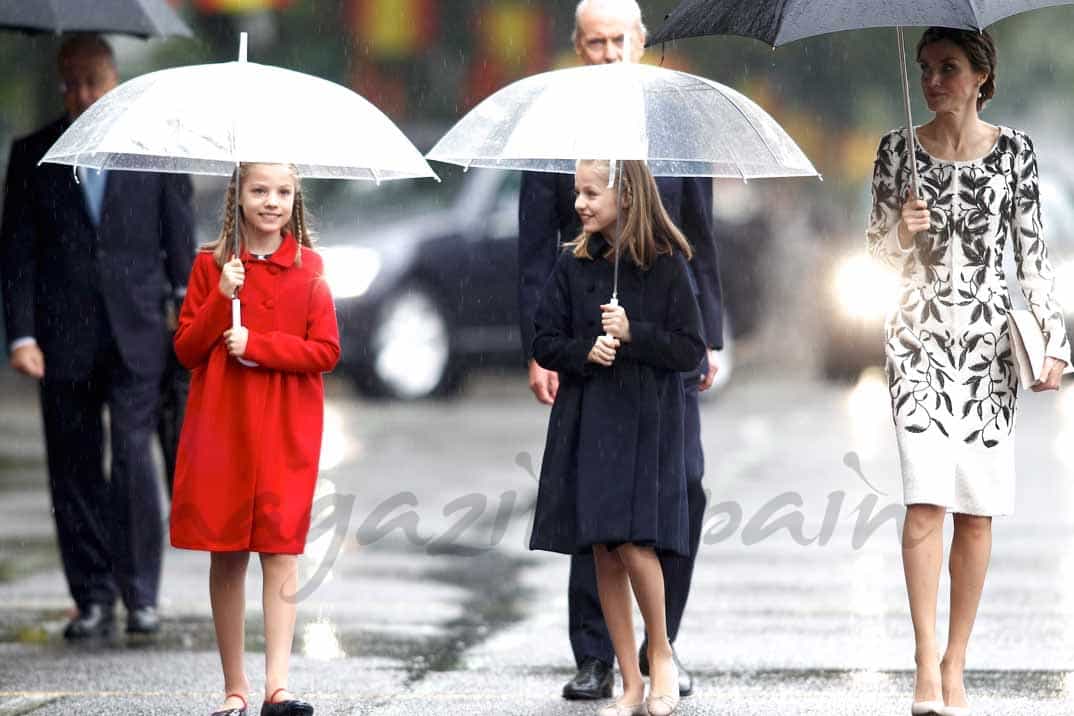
[530,159,705,716]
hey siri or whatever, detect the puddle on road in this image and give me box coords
[0,545,534,689]
[0,538,60,584]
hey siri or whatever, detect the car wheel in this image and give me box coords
[357,284,462,399]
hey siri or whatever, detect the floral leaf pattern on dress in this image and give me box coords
[867,128,1070,449]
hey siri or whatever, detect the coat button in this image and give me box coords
[586,285,595,293]
[587,319,596,327]
[263,299,275,310]
[268,265,280,275]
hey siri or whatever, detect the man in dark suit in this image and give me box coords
[518,0,724,700]
[1,34,195,639]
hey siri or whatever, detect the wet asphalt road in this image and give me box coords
[2,368,1074,715]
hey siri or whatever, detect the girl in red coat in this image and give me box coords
[170,163,340,716]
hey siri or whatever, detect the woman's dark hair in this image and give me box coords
[917,27,997,111]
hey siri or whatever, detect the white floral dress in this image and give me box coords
[867,126,1071,516]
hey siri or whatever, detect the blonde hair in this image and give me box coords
[201,163,315,268]
[566,160,693,269]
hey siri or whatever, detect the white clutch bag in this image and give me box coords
[1007,308,1073,389]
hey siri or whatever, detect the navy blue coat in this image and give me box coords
[1,118,195,380]
[518,171,723,368]
[529,235,705,557]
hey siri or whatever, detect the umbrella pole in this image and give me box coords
[896,26,921,198]
[231,162,243,332]
[611,159,622,307]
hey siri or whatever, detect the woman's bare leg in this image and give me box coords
[902,504,946,703]
[941,514,992,709]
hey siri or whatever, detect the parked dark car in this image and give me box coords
[311,166,768,400]
[314,166,522,398]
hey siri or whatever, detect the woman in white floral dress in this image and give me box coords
[867,27,1071,716]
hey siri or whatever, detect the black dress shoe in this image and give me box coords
[126,606,161,635]
[260,691,313,716]
[639,641,694,697]
[63,604,115,640]
[562,656,614,700]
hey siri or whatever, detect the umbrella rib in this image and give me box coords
[967,0,984,30]
[47,0,61,33]
[771,0,792,46]
[130,0,161,37]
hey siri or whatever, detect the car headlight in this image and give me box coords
[1054,261,1074,312]
[832,254,900,319]
[319,246,381,300]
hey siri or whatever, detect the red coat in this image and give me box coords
[170,234,340,554]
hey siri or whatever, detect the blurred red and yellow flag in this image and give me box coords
[193,0,293,11]
[465,2,548,107]
[344,0,439,60]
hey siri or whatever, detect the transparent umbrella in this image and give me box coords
[43,34,437,360]
[428,61,818,180]
[43,35,436,182]
[427,60,819,298]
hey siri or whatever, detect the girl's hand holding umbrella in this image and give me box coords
[218,257,245,298]
[601,303,632,342]
[898,192,931,249]
[588,335,620,366]
[219,258,248,358]
[223,326,249,358]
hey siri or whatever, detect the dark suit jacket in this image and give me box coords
[1,117,195,380]
[518,171,723,364]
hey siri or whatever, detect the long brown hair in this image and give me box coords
[566,159,693,268]
[201,163,315,268]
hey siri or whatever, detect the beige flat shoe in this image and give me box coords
[597,700,648,716]
[645,693,679,716]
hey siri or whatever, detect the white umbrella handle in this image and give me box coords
[232,296,259,367]
[604,296,618,340]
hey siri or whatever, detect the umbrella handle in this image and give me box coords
[231,297,259,368]
[604,296,619,340]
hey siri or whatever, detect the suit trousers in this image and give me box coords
[39,330,165,612]
[568,381,706,666]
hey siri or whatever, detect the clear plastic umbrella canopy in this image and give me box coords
[427,61,819,180]
[42,39,436,182]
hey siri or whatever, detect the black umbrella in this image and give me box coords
[0,0,193,39]
[648,0,1074,193]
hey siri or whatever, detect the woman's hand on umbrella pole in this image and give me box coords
[1032,357,1066,392]
[588,335,620,366]
[898,192,930,248]
[223,326,249,358]
[601,303,631,342]
[219,257,245,298]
